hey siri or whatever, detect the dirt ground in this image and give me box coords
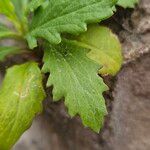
[11,0,150,149]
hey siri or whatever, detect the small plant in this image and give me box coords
[0,0,138,149]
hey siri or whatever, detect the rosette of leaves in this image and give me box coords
[0,0,137,149]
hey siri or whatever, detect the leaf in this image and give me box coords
[0,23,15,39]
[76,25,122,76]
[0,0,16,20]
[27,0,45,12]
[0,46,20,61]
[42,40,108,132]
[11,0,29,19]
[0,0,28,34]
[0,62,46,149]
[26,0,117,49]
[117,0,138,8]
[11,0,29,30]
[0,0,20,30]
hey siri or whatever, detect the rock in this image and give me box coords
[108,53,150,150]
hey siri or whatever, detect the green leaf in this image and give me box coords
[26,0,117,49]
[27,0,45,12]
[42,40,108,132]
[0,62,46,149]
[0,0,20,30]
[76,25,122,76]
[0,0,16,20]
[0,46,20,61]
[117,0,138,8]
[0,0,28,34]
[11,0,29,19]
[0,23,16,39]
[11,0,29,32]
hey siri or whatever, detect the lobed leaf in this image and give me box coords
[0,62,45,149]
[26,0,117,49]
[42,40,108,132]
[76,25,123,76]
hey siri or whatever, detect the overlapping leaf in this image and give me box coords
[0,62,45,149]
[117,0,138,8]
[42,40,108,132]
[26,0,117,49]
[76,25,122,76]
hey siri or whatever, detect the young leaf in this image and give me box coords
[117,0,138,8]
[42,40,108,132]
[76,25,122,76]
[26,0,117,49]
[0,46,20,61]
[0,62,45,149]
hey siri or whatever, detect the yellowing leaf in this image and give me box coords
[0,62,45,150]
[77,25,122,76]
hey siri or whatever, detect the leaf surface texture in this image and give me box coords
[26,0,117,48]
[42,40,108,132]
[0,62,45,149]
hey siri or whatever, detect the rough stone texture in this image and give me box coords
[4,0,149,149]
[108,53,150,150]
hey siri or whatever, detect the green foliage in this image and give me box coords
[26,0,117,49]
[117,0,138,8]
[0,46,20,61]
[42,40,108,132]
[0,0,16,21]
[0,0,138,148]
[0,23,17,39]
[11,0,29,33]
[27,0,45,12]
[76,25,123,76]
[0,0,20,32]
[0,62,45,150]
[0,0,29,34]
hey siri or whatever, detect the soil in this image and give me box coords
[2,0,150,149]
